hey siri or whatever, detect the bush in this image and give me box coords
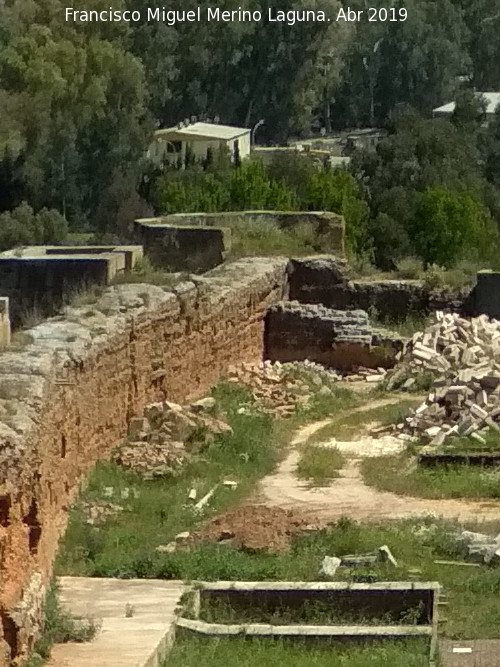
[0,201,68,250]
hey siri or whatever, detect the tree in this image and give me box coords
[410,187,496,267]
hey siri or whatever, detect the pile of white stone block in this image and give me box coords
[394,312,500,445]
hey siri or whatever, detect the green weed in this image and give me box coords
[296,446,345,486]
[26,580,99,666]
[308,398,420,445]
[361,454,500,499]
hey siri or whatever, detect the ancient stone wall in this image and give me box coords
[0,257,287,664]
[287,257,466,320]
[264,302,402,370]
[135,222,229,272]
[0,246,143,328]
[136,211,345,258]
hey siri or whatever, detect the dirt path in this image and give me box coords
[254,400,500,524]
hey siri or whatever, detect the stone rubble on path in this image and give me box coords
[383,312,500,446]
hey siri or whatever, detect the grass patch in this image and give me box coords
[361,454,500,499]
[296,446,345,486]
[308,398,420,445]
[111,257,189,289]
[226,217,323,258]
[199,596,426,626]
[168,517,500,638]
[165,637,430,666]
[27,580,99,666]
[378,313,429,339]
[437,429,500,454]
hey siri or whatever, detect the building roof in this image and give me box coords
[155,122,250,142]
[433,92,500,115]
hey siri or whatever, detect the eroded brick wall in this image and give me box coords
[0,257,287,664]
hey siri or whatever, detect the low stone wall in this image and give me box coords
[287,257,467,320]
[462,271,500,320]
[0,246,143,328]
[264,302,401,370]
[0,257,287,664]
[134,221,230,272]
[136,211,345,258]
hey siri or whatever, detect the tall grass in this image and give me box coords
[166,637,430,667]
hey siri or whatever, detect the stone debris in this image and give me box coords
[378,545,398,567]
[81,501,123,526]
[457,530,500,566]
[382,312,500,445]
[114,398,232,478]
[227,360,386,416]
[320,556,342,578]
[194,485,218,513]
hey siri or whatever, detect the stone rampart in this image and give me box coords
[0,257,287,664]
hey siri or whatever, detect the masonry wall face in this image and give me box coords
[0,257,287,664]
[264,302,401,370]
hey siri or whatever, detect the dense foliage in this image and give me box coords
[0,0,500,267]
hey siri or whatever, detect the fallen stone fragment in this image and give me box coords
[190,397,216,412]
[320,556,341,578]
[378,545,398,567]
[156,543,176,553]
[194,485,218,512]
[175,531,190,543]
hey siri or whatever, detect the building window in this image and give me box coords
[166,141,182,153]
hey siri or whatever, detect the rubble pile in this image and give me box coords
[114,398,232,478]
[458,530,500,566]
[226,361,340,416]
[387,312,500,446]
[226,360,386,416]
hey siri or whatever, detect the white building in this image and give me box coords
[148,121,251,166]
[433,92,500,120]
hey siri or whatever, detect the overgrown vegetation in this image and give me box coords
[296,446,345,486]
[165,637,430,667]
[56,382,357,578]
[110,256,188,289]
[308,398,421,445]
[361,453,500,500]
[27,580,99,667]
[1,0,500,268]
[199,595,426,626]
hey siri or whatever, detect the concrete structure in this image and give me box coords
[433,92,500,120]
[0,297,11,348]
[134,221,230,273]
[136,211,345,259]
[180,580,440,664]
[341,129,386,156]
[0,245,143,326]
[48,577,185,667]
[148,121,251,166]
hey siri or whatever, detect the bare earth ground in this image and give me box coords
[253,399,500,524]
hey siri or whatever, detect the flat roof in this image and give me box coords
[434,92,500,115]
[155,121,250,142]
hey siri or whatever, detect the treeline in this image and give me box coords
[153,94,500,269]
[0,0,500,262]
